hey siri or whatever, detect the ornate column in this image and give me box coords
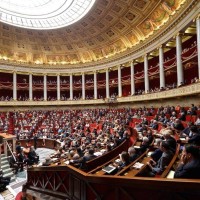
[70,74,73,100]
[29,73,33,100]
[176,33,184,86]
[57,74,60,101]
[82,73,85,100]
[94,71,97,99]
[43,74,47,101]
[118,65,122,97]
[13,72,17,100]
[131,61,135,95]
[106,69,110,99]
[159,45,165,88]
[144,54,149,93]
[196,15,200,79]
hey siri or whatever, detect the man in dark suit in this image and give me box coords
[72,148,97,169]
[128,147,138,162]
[147,141,174,176]
[187,125,200,146]
[174,145,200,179]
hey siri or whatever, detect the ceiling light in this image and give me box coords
[0,0,96,30]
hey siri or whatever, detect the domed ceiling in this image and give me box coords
[0,0,188,68]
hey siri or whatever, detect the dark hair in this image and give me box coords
[89,149,94,155]
[77,147,82,154]
[161,141,170,150]
[185,145,200,158]
[121,151,130,164]
[190,125,198,133]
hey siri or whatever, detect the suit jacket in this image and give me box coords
[174,159,200,179]
[188,134,200,146]
[152,150,174,175]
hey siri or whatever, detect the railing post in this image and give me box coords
[13,137,16,153]
[3,138,7,157]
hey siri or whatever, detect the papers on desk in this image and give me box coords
[51,158,58,161]
[64,160,70,165]
[179,138,186,141]
[110,143,114,146]
[167,170,175,179]
[102,165,116,174]
[100,149,106,153]
[133,146,140,149]
[132,162,144,169]
[147,152,153,157]
[94,152,103,156]
[115,159,121,163]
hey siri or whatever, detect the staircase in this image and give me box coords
[1,154,15,183]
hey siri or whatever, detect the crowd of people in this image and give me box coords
[0,103,200,179]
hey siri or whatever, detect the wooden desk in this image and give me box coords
[88,155,120,176]
[0,133,16,140]
[122,157,151,177]
[0,133,16,156]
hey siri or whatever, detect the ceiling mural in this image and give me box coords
[0,0,190,68]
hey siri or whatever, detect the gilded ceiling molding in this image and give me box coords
[0,0,198,75]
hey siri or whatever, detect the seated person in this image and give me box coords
[181,122,194,137]
[174,144,200,179]
[186,125,200,146]
[136,137,149,155]
[72,148,97,169]
[9,152,21,174]
[147,141,174,176]
[0,169,11,191]
[163,130,177,153]
[113,151,130,172]
[128,147,139,162]
[150,139,163,162]
[27,146,39,165]
[146,129,154,145]
[16,149,25,172]
[173,119,185,132]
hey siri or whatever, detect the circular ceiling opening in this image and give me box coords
[0,0,96,30]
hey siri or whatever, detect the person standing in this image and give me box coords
[33,133,38,150]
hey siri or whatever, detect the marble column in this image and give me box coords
[13,72,17,100]
[43,74,47,101]
[118,65,122,97]
[176,33,184,86]
[29,73,33,100]
[106,69,110,99]
[70,74,73,100]
[94,71,97,99]
[82,73,85,100]
[57,74,60,100]
[159,46,165,88]
[131,61,135,95]
[144,54,149,93]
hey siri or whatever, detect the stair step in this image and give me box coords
[3,171,14,178]
[1,164,10,170]
[2,168,13,174]
[1,156,9,161]
[0,154,6,158]
[1,159,9,165]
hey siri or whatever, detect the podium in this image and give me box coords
[0,133,16,168]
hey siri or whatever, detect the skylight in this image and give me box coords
[0,0,96,30]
